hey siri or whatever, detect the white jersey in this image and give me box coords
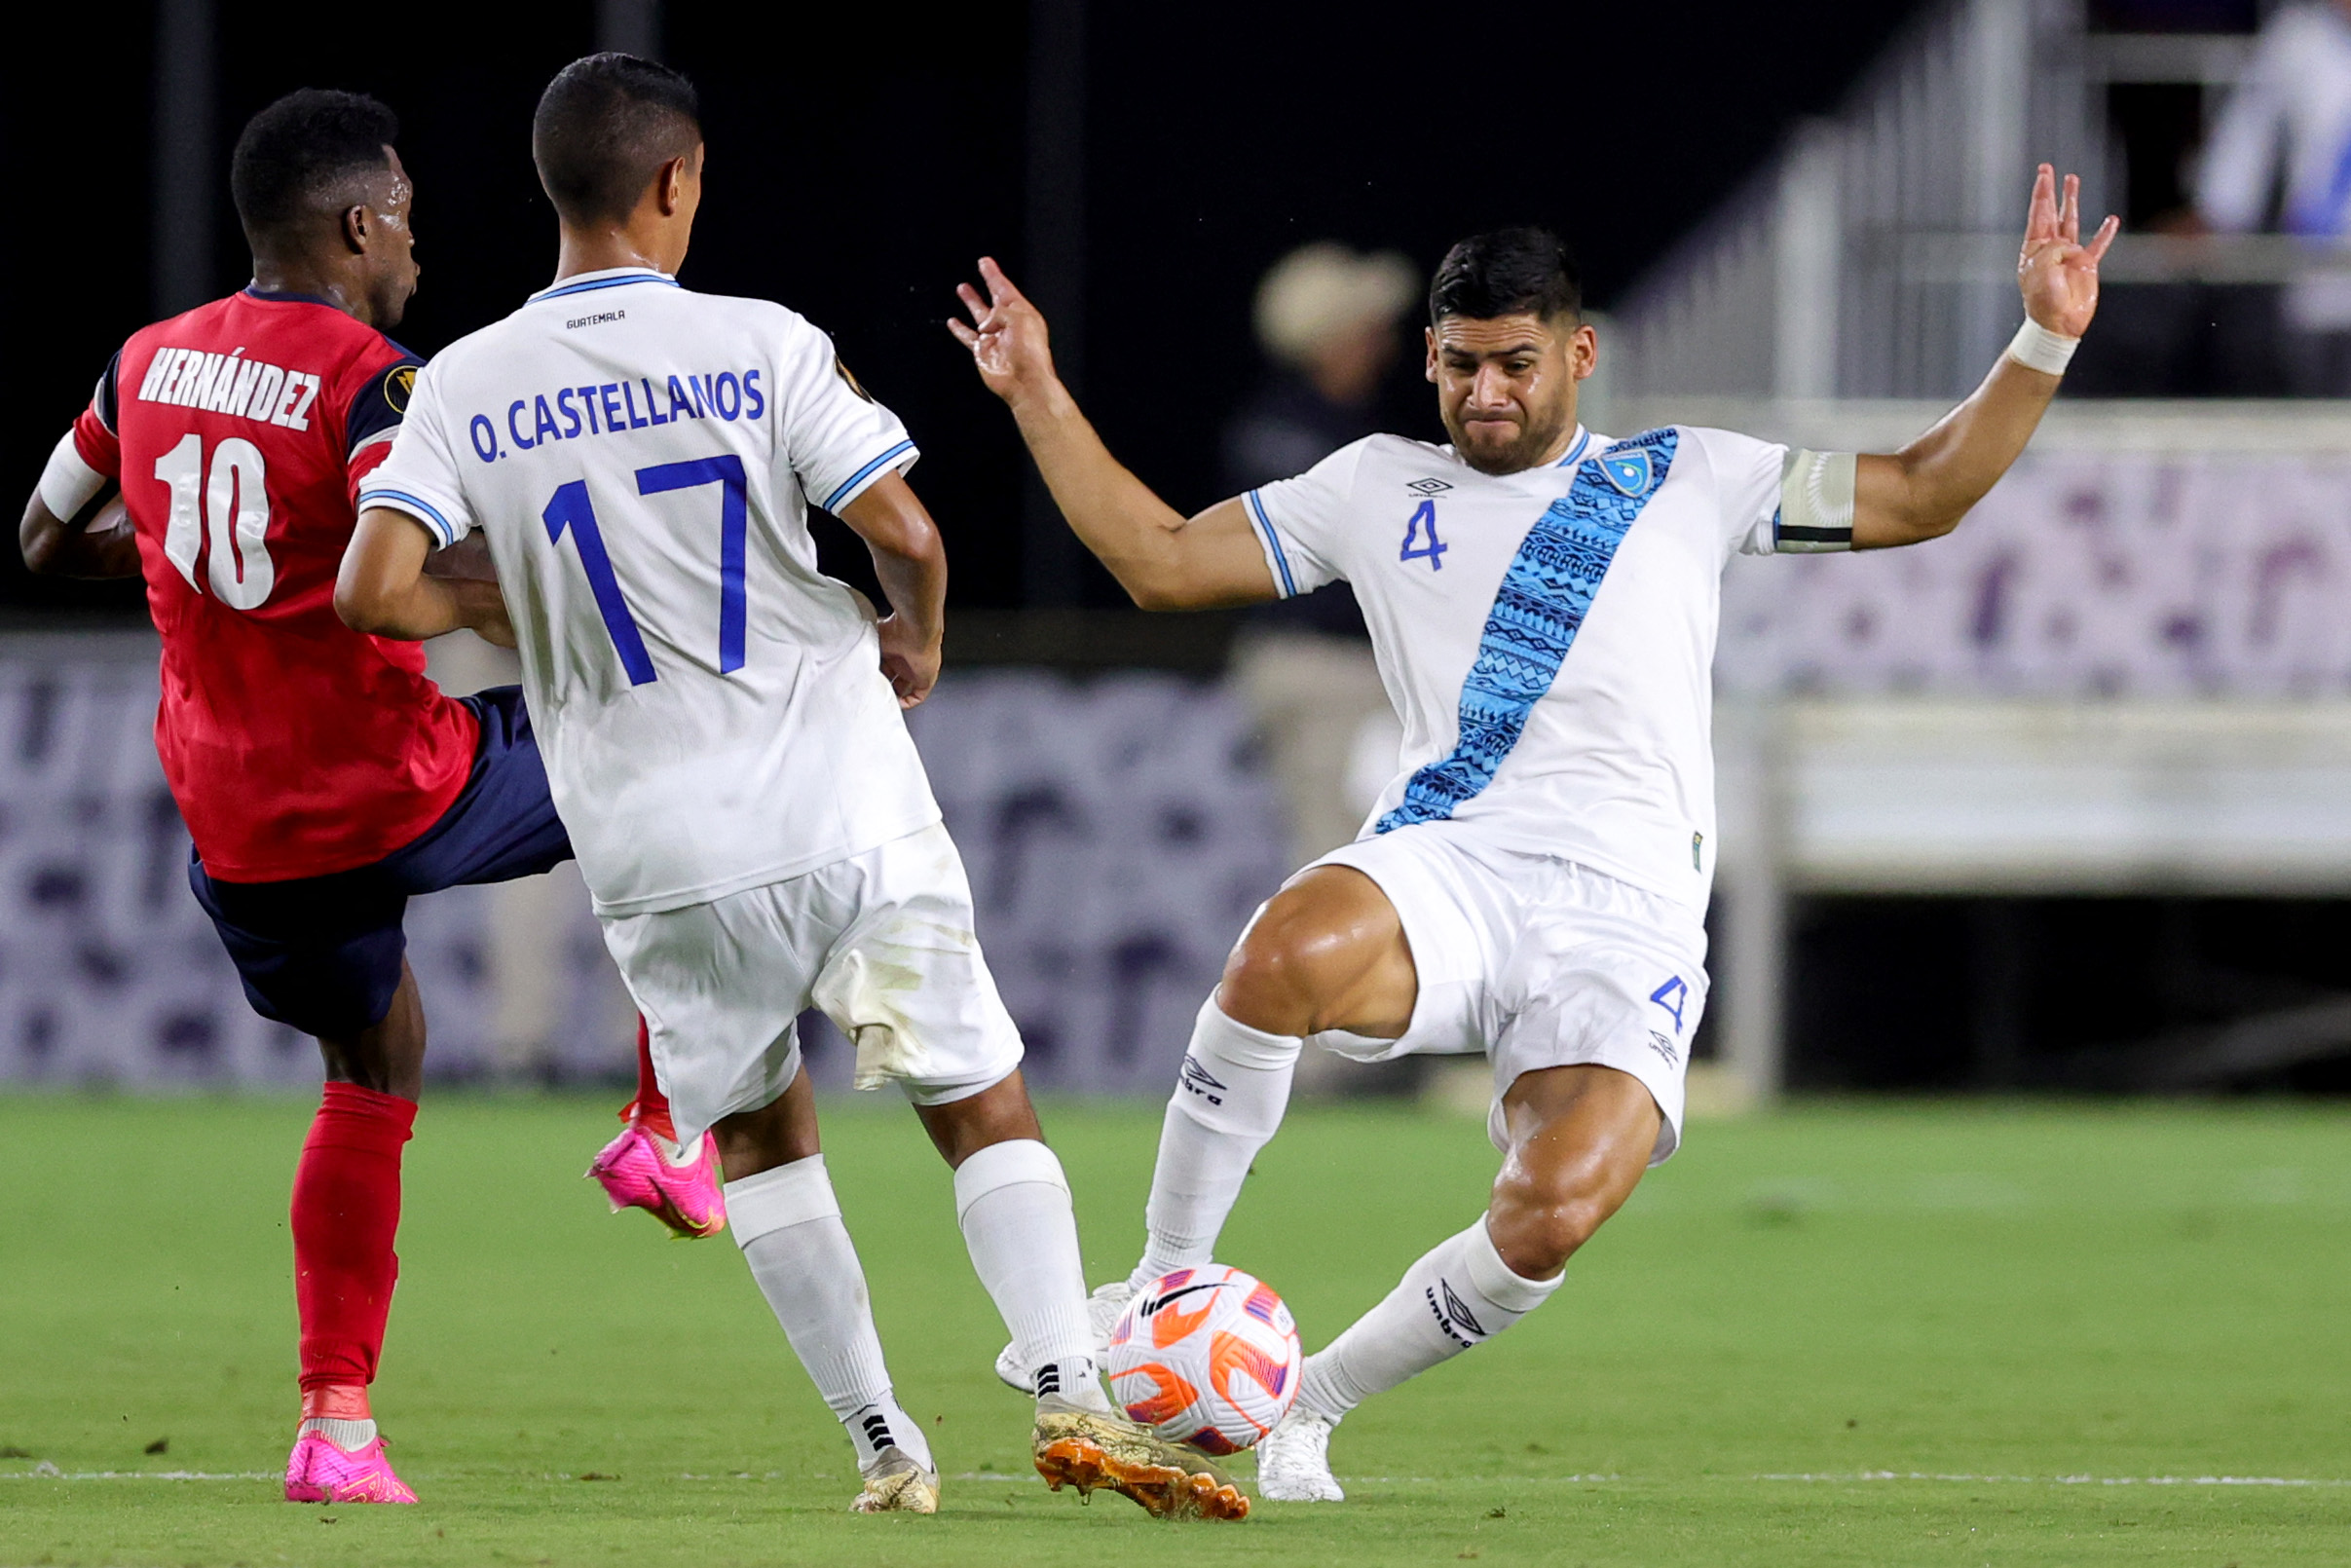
[364,267,938,916]
[1246,424,1788,916]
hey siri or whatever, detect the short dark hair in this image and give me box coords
[230,90,400,243]
[1428,227,1582,324]
[533,54,702,227]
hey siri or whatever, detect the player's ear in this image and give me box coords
[1424,325,1439,383]
[340,205,371,257]
[1570,320,1597,382]
[655,155,691,217]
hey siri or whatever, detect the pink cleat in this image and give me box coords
[587,1121,727,1239]
[284,1428,417,1504]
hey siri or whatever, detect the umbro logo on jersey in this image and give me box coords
[1425,1280,1485,1348]
[1405,476,1453,496]
[1177,1053,1228,1107]
[1600,449,1654,497]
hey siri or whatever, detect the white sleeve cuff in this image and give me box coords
[1243,490,1301,598]
[356,486,463,548]
[817,438,918,514]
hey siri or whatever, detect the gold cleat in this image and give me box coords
[1031,1395,1250,1521]
[850,1446,939,1513]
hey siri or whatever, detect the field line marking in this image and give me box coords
[1757,1472,2351,1487]
[0,1469,279,1481]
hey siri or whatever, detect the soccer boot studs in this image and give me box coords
[1031,1394,1250,1521]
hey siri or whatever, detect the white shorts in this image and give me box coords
[1308,822,1707,1165]
[599,822,1026,1145]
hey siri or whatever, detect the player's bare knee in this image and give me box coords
[1486,1179,1607,1278]
[1217,913,1355,1038]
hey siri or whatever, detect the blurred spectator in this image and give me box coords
[2195,0,2351,391]
[1223,243,1418,490]
[1221,243,1417,639]
[1222,243,1416,876]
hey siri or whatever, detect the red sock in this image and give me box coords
[623,1016,677,1141]
[291,1082,415,1396]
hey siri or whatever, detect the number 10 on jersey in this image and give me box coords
[541,455,748,686]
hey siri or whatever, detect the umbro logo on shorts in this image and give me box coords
[1178,1054,1228,1107]
[1426,1279,1485,1349]
[1649,1030,1682,1068]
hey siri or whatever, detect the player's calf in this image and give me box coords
[1283,1064,1658,1466]
[1483,1063,1660,1277]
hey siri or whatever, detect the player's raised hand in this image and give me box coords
[950,258,1060,408]
[2018,164,2117,340]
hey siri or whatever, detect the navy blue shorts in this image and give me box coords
[190,686,574,1039]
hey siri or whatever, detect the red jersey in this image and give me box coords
[70,289,478,882]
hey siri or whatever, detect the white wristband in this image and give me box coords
[2005,318,2079,376]
[38,430,107,521]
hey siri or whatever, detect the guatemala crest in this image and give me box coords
[1599,447,1653,497]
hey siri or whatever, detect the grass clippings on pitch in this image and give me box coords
[2,1091,2347,1565]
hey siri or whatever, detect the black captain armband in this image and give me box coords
[1774,448,1856,553]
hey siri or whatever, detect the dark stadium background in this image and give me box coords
[3,0,1922,618]
[13,0,2346,1096]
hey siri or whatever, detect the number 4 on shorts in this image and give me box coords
[1650,976,1690,1032]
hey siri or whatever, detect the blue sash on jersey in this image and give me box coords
[1375,428,1678,835]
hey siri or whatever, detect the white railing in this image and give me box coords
[1604,0,2327,399]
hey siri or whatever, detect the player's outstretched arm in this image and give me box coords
[1851,165,2116,550]
[335,507,516,648]
[950,258,1277,612]
[838,472,947,708]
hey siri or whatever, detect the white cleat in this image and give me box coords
[994,1281,1136,1394]
[850,1445,939,1513]
[1255,1407,1344,1502]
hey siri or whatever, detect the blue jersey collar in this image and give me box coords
[530,267,682,303]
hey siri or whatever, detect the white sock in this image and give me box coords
[953,1139,1111,1413]
[728,1154,934,1474]
[299,1417,376,1449]
[1296,1217,1562,1423]
[1126,998,1300,1292]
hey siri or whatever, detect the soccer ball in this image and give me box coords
[1104,1265,1301,1454]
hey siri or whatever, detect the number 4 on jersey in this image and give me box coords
[1399,498,1446,571]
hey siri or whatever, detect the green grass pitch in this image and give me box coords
[3,1091,2347,1565]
